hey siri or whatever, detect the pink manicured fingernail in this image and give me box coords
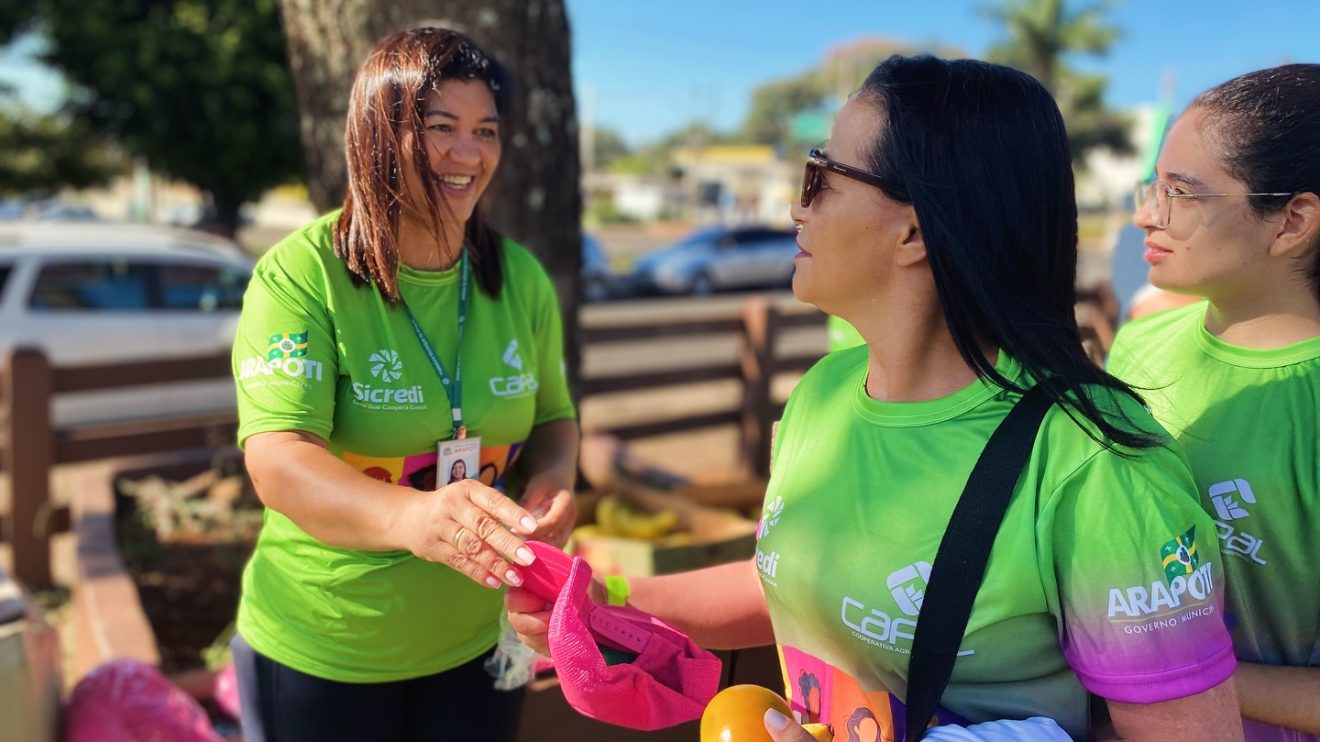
[520,516,538,533]
[515,547,535,565]
[505,569,523,586]
[484,576,501,589]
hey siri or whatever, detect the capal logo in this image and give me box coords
[1211,478,1268,565]
[238,331,323,382]
[886,561,931,616]
[490,339,539,397]
[502,339,523,371]
[841,562,960,654]
[369,349,404,382]
[1209,479,1255,521]
[1107,526,1215,618]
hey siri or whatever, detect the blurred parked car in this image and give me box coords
[630,226,798,295]
[0,222,253,427]
[582,233,618,302]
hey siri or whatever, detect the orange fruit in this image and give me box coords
[700,684,792,742]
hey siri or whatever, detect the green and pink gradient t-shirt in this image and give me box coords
[232,212,575,683]
[1110,302,1320,742]
[758,348,1234,740]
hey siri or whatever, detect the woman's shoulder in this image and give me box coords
[253,210,342,280]
[1111,301,1205,356]
[786,345,867,407]
[1035,382,1181,476]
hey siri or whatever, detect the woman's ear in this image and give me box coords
[894,207,927,267]
[1269,192,1320,258]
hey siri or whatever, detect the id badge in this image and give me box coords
[438,436,481,485]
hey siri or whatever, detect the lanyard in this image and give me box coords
[402,252,470,439]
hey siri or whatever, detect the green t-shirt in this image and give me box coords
[758,348,1233,740]
[232,212,576,682]
[828,315,865,352]
[1109,302,1320,741]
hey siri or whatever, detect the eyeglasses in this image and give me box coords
[801,148,897,208]
[1133,180,1294,229]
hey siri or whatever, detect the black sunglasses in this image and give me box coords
[800,148,897,208]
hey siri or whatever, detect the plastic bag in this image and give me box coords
[924,716,1071,741]
[484,611,543,690]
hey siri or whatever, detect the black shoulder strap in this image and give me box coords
[904,385,1054,742]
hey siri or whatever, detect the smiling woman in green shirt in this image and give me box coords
[1110,64,1320,742]
[229,28,578,742]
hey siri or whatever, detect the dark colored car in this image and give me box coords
[582,233,616,302]
[630,226,798,295]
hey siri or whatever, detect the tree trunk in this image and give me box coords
[279,0,583,387]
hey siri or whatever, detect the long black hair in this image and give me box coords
[856,55,1156,449]
[1189,64,1320,302]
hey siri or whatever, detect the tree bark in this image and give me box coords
[278,0,583,386]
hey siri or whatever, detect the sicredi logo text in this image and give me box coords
[352,383,425,405]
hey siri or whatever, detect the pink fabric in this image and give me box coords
[213,662,241,720]
[65,659,222,742]
[546,556,722,730]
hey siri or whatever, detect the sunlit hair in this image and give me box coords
[334,27,511,300]
[1188,64,1320,301]
[856,55,1156,450]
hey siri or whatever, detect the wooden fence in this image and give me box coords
[0,298,822,588]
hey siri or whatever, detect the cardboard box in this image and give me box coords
[572,484,759,577]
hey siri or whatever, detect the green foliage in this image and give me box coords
[738,37,956,153]
[0,107,119,196]
[20,0,302,233]
[983,0,1132,162]
[741,77,825,150]
[588,125,631,170]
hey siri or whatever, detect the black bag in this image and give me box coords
[904,386,1053,742]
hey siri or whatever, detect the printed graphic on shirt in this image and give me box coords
[756,495,786,586]
[779,644,962,742]
[489,339,539,398]
[237,330,325,388]
[349,348,429,412]
[1207,478,1269,567]
[368,349,404,382]
[1107,525,1216,631]
[341,440,524,493]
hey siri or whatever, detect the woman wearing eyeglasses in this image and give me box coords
[510,56,1240,741]
[1108,65,1320,741]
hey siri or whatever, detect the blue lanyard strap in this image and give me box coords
[402,252,470,437]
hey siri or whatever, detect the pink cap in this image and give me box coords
[541,549,722,730]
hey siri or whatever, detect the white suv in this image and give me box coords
[0,222,253,427]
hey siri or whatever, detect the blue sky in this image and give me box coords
[567,0,1320,145]
[3,1,1315,148]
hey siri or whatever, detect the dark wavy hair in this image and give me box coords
[1188,64,1320,302]
[855,55,1156,449]
[334,27,511,301]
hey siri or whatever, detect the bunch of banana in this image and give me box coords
[594,494,681,540]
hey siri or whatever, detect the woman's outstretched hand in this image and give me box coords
[396,478,540,589]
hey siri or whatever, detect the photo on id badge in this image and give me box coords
[439,437,482,485]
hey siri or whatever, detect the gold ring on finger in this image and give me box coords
[454,526,471,551]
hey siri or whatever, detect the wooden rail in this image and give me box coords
[0,349,236,587]
[1,298,826,588]
[0,289,1116,590]
[578,299,824,478]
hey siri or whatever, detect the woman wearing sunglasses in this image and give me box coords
[1109,65,1320,741]
[511,55,1240,741]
